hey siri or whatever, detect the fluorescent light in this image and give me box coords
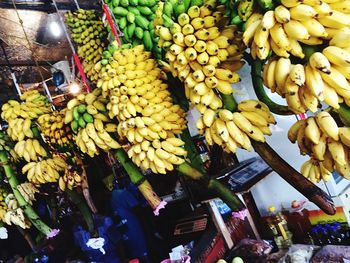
[70,82,80,94]
[50,21,62,38]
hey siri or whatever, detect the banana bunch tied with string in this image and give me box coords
[3,193,30,229]
[94,44,188,174]
[66,9,108,82]
[64,88,121,157]
[58,166,82,191]
[263,44,350,113]
[0,131,19,162]
[288,111,350,182]
[14,139,47,162]
[38,110,73,148]
[242,0,350,60]
[21,155,67,185]
[17,183,38,205]
[2,90,51,141]
[157,4,245,108]
[196,100,275,153]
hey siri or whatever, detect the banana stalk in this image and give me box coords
[65,189,94,233]
[180,129,206,174]
[75,154,98,213]
[252,141,336,215]
[0,151,53,235]
[337,103,350,127]
[114,149,165,214]
[251,58,294,115]
[221,93,238,112]
[176,161,246,212]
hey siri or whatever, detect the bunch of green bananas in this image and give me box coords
[66,9,108,82]
[107,0,161,57]
[64,88,121,157]
[288,111,350,182]
[0,131,19,162]
[94,44,188,174]
[243,0,350,60]
[38,110,73,148]
[21,156,67,185]
[14,139,47,162]
[17,183,38,205]
[3,193,30,229]
[196,100,275,153]
[263,46,350,114]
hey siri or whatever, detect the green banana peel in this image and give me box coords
[252,141,336,215]
[250,58,294,115]
[337,103,350,127]
[0,151,54,236]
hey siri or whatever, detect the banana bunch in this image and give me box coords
[108,0,161,57]
[14,139,47,162]
[94,44,188,173]
[288,111,350,181]
[64,88,121,157]
[263,45,350,113]
[17,183,38,205]
[3,193,29,229]
[21,156,67,185]
[58,167,82,191]
[0,190,9,222]
[157,5,244,110]
[243,0,350,60]
[0,131,19,162]
[196,100,275,153]
[65,9,107,82]
[38,110,73,148]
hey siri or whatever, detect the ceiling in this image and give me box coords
[0,0,101,103]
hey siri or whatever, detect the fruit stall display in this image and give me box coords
[0,0,349,254]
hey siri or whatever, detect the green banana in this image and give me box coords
[238,0,255,21]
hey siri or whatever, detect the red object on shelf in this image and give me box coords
[102,3,121,45]
[128,259,139,263]
[73,53,90,93]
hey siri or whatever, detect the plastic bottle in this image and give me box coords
[267,206,293,249]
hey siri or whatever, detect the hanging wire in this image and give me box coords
[72,0,80,9]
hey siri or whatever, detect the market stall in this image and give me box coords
[0,0,349,262]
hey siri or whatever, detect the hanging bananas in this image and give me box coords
[2,193,30,229]
[288,111,350,182]
[0,131,19,162]
[196,100,275,153]
[66,9,108,82]
[17,183,38,205]
[14,139,47,162]
[21,156,68,185]
[64,88,121,157]
[38,110,73,148]
[93,44,188,174]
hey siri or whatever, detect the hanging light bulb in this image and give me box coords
[69,81,81,94]
[48,14,62,38]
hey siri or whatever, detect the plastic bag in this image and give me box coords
[311,245,350,263]
[230,238,273,258]
[279,245,320,263]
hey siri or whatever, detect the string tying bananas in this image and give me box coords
[21,156,67,185]
[288,111,350,182]
[14,139,47,162]
[64,88,121,157]
[3,193,30,229]
[38,110,73,148]
[66,9,108,82]
[263,44,350,113]
[196,100,275,153]
[243,0,350,60]
[94,44,188,174]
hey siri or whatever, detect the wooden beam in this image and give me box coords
[0,60,56,66]
[0,1,99,12]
